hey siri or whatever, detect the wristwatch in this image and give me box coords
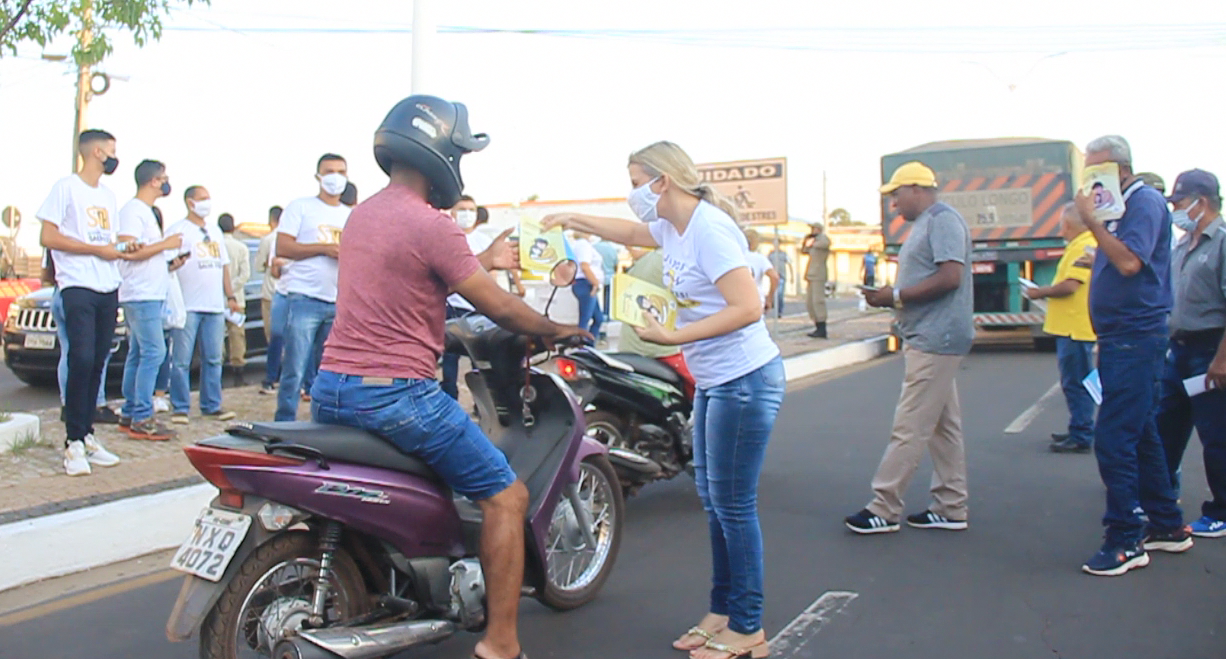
[893,288,903,308]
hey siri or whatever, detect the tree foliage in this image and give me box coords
[829,208,860,226]
[0,0,205,67]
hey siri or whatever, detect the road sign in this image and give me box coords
[1,206,20,230]
[696,157,788,226]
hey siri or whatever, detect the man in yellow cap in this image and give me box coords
[845,161,975,535]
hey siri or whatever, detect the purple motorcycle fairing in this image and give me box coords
[223,462,466,559]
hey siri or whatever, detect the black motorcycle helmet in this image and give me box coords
[373,95,489,209]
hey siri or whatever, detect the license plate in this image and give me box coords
[170,508,252,582]
[23,333,55,350]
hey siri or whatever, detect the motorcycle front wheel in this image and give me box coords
[540,455,625,611]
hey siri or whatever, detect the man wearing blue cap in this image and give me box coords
[1158,168,1226,539]
[1076,135,1188,577]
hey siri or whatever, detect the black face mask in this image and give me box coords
[160,182,172,196]
[102,155,119,175]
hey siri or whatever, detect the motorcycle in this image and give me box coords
[165,262,625,659]
[548,346,695,496]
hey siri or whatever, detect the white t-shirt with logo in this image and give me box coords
[648,202,779,389]
[117,198,170,302]
[167,218,230,313]
[448,230,494,312]
[36,175,122,293]
[276,196,350,303]
[747,251,774,300]
[571,239,604,286]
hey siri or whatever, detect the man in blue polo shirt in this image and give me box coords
[1076,135,1189,577]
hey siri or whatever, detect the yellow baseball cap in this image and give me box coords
[880,161,938,194]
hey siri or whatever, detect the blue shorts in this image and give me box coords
[311,370,517,501]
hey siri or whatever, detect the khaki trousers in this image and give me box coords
[806,279,828,323]
[226,320,247,367]
[261,298,273,343]
[867,347,968,521]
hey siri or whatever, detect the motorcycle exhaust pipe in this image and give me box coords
[607,447,662,482]
[276,619,456,659]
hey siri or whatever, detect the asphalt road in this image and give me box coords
[2,348,1223,659]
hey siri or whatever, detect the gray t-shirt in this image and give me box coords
[1170,217,1226,333]
[895,202,974,355]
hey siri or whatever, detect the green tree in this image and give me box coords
[828,208,852,226]
[1,0,205,67]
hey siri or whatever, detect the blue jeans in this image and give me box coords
[693,356,786,635]
[121,300,167,421]
[1056,337,1096,447]
[1094,334,1183,546]
[155,333,171,393]
[311,371,516,500]
[276,294,335,421]
[573,279,603,339]
[440,305,470,400]
[774,283,786,318]
[1157,334,1226,521]
[52,288,109,407]
[263,292,288,388]
[170,311,225,415]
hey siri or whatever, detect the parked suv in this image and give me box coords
[2,239,267,387]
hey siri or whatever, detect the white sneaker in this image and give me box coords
[153,396,171,414]
[83,434,121,467]
[64,441,91,476]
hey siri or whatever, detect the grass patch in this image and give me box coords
[0,411,11,424]
[6,432,41,456]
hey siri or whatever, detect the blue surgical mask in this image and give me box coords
[1172,199,1202,232]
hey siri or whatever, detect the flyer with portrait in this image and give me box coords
[611,272,678,330]
[1080,162,1126,222]
[518,218,569,274]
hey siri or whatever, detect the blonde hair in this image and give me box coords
[628,141,741,223]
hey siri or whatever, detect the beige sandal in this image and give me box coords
[674,624,724,652]
[695,638,770,659]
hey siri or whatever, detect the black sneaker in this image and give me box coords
[1051,438,1091,454]
[906,510,968,531]
[94,406,121,425]
[1143,526,1194,553]
[844,509,900,534]
[258,383,276,395]
[119,415,132,430]
[1083,541,1149,576]
[1050,432,1069,444]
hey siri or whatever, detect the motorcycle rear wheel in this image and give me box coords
[199,531,369,659]
[540,455,624,611]
[584,410,628,449]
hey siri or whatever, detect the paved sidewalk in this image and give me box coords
[0,299,890,522]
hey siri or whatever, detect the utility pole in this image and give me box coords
[411,0,436,95]
[70,0,94,173]
[821,169,828,223]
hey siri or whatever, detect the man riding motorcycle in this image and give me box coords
[310,95,589,659]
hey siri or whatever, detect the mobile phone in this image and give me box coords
[858,285,880,292]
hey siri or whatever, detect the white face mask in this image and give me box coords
[319,172,348,196]
[627,177,661,223]
[191,199,212,219]
[454,209,477,230]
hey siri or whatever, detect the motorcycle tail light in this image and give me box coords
[545,357,590,382]
[183,445,302,509]
[258,502,304,531]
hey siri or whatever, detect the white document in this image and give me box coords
[224,309,246,327]
[1183,374,1219,398]
[1018,277,1048,313]
[1083,369,1102,406]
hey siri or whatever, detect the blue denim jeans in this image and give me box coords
[1056,337,1096,447]
[573,279,604,339]
[121,300,167,421]
[774,283,786,318]
[52,288,109,407]
[692,356,786,635]
[170,311,225,415]
[263,292,288,388]
[311,371,516,500]
[1095,334,1183,546]
[276,294,335,421]
[155,334,171,392]
[1157,334,1226,520]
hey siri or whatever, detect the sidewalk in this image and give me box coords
[0,300,891,523]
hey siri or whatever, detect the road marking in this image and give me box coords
[1004,382,1061,435]
[770,590,858,656]
[0,569,180,627]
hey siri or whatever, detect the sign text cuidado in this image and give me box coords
[696,157,788,226]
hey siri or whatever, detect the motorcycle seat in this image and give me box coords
[607,353,685,388]
[244,421,443,484]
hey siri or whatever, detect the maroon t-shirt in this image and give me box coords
[320,184,480,379]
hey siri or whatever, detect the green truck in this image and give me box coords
[881,138,1084,348]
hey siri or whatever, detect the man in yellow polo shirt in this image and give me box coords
[1026,202,1099,453]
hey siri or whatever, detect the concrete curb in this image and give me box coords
[0,335,891,592]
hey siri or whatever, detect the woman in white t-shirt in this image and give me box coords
[543,142,783,659]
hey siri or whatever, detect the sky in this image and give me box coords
[1,0,1225,250]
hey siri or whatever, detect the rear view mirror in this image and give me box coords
[550,259,577,288]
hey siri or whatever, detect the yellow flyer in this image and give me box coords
[612,272,678,330]
[518,218,568,274]
[1079,162,1126,222]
